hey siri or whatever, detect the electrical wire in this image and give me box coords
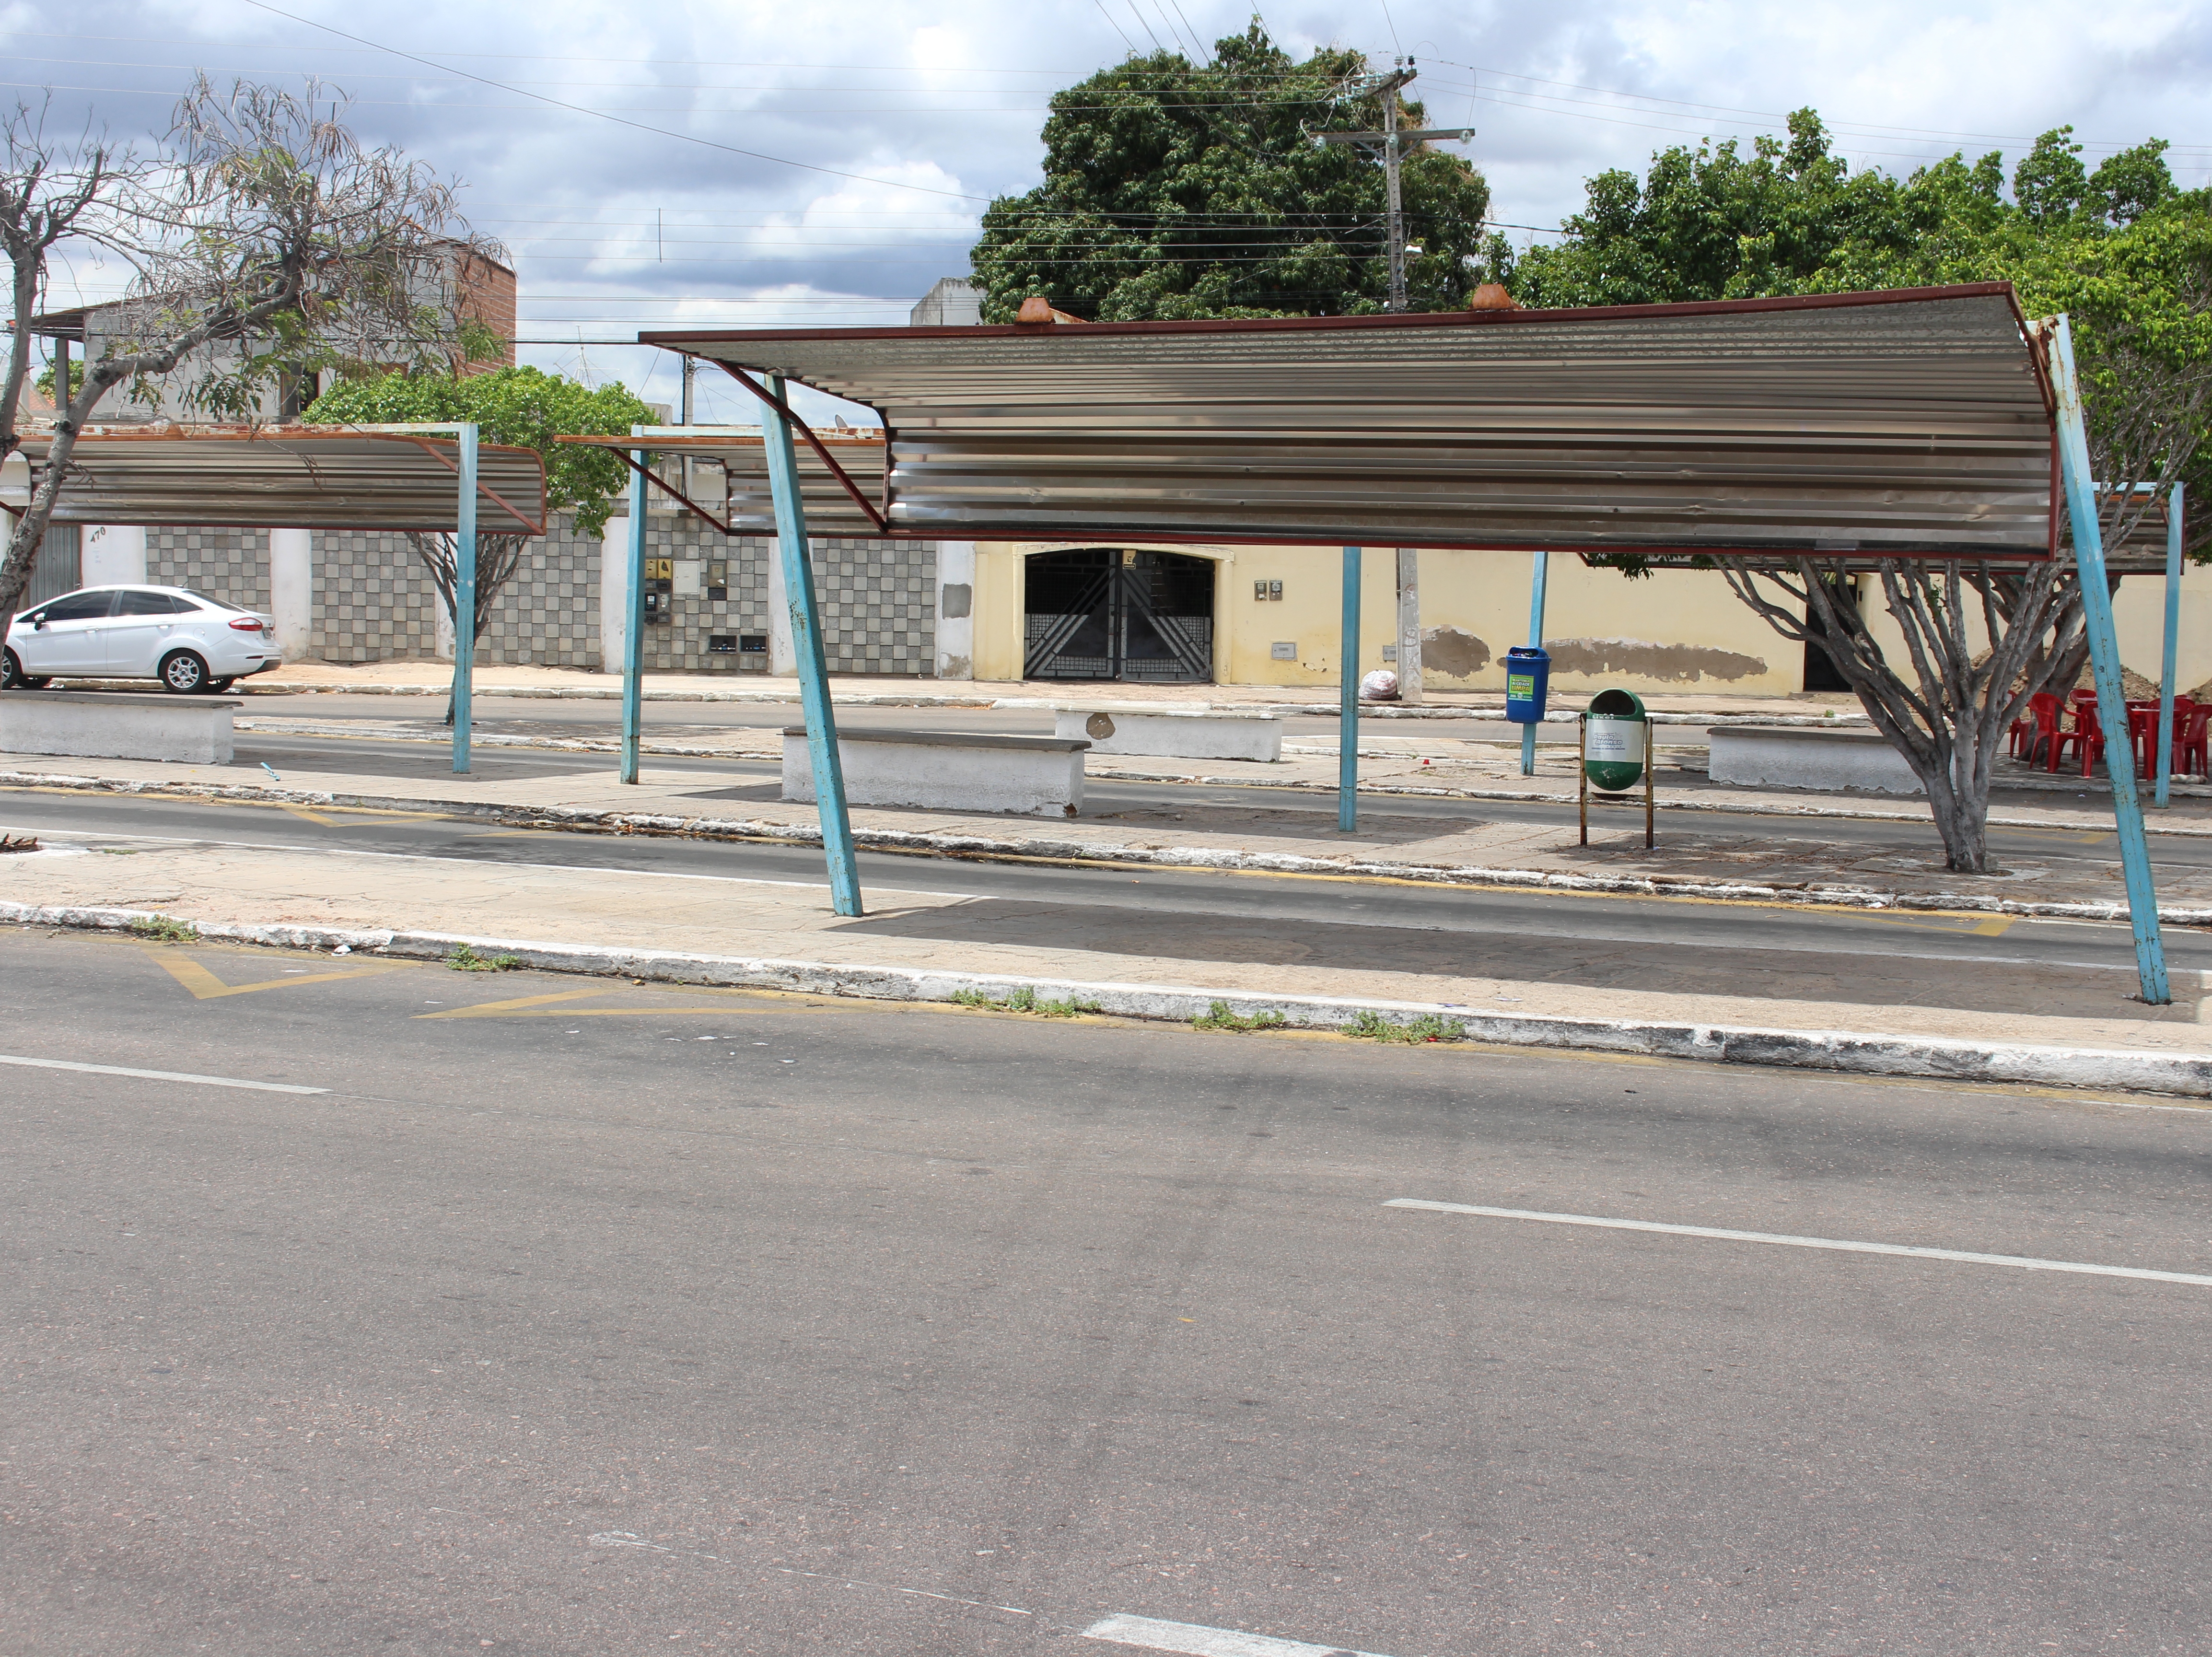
[226,0,994,201]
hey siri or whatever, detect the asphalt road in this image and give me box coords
[3,926,2208,1655]
[4,785,2208,992]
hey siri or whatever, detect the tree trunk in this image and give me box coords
[1721,556,2093,877]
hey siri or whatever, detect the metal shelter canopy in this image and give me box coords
[7,427,546,534]
[642,283,2057,559]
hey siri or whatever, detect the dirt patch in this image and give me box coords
[1419,625,1491,678]
[1543,638,1769,684]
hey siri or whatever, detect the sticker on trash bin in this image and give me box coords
[1507,672,1536,699]
[1585,717,1645,762]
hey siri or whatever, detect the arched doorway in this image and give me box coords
[1023,548,1214,682]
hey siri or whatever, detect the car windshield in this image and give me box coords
[180,590,244,613]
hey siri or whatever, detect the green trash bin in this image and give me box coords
[1583,688,1647,793]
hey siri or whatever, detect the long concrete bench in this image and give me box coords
[782,727,1090,817]
[1051,705,1282,762]
[0,689,243,764]
[1708,722,1921,794]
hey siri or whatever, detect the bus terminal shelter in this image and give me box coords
[6,423,546,770]
[584,283,2173,1004]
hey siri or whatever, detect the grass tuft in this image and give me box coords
[1342,1009,1465,1043]
[447,944,523,972]
[951,985,1099,1018]
[129,914,198,943]
[1191,1000,1286,1033]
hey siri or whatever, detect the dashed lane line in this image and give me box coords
[1385,1200,2212,1287]
[1083,1613,1398,1657]
[0,1053,326,1094]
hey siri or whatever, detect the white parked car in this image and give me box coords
[3,584,282,694]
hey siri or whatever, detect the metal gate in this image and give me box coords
[1024,549,1213,682]
[25,525,81,607]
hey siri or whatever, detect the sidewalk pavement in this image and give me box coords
[5,735,2212,1090]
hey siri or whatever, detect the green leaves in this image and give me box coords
[970,24,1490,321]
[1513,111,2209,557]
[304,366,653,538]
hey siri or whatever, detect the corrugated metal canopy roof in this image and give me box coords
[640,283,2059,559]
[8,427,546,534]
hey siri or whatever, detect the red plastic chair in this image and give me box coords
[2177,703,2212,780]
[2052,699,2105,776]
[2011,690,2061,761]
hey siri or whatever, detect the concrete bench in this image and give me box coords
[1051,705,1282,762]
[0,689,243,764]
[1708,723,1921,795]
[782,727,1090,817]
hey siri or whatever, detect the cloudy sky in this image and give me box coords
[11,0,2208,421]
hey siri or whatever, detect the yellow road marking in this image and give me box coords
[144,947,412,1000]
[278,803,339,827]
[417,986,777,1019]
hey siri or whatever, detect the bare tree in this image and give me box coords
[1718,557,2095,874]
[405,530,527,724]
[0,99,141,597]
[2,76,498,657]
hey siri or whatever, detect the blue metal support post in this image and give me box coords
[2049,316,2170,1004]
[618,427,649,784]
[451,423,478,774]
[1340,545,1362,832]
[2156,481,2185,808]
[762,376,863,916]
[1521,548,1549,777]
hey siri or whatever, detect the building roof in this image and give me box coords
[636,283,2061,559]
[7,426,546,533]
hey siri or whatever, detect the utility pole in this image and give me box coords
[680,354,696,426]
[1315,62,1471,313]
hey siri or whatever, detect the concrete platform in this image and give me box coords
[0,690,243,764]
[1710,723,1924,795]
[1053,705,1282,762]
[782,726,1089,817]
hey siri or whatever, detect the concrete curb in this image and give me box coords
[10,767,2212,926]
[10,899,2207,1098]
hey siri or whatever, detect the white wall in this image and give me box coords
[935,540,976,679]
[80,525,146,587]
[268,528,312,658]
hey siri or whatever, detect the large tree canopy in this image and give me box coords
[305,365,651,538]
[969,26,1491,321]
[1503,112,2212,557]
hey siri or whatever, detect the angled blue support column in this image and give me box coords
[2049,316,2169,1004]
[762,375,863,916]
[1340,545,1362,832]
[2156,481,2184,808]
[452,422,478,774]
[619,427,649,785]
[1521,548,1550,777]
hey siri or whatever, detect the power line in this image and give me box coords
[227,0,994,201]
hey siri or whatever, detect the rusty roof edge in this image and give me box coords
[639,281,2024,350]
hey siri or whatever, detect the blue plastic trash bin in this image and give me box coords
[1504,646,1551,724]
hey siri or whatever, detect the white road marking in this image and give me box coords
[0,1053,326,1095]
[1386,1199,2212,1287]
[1083,1614,1397,1657]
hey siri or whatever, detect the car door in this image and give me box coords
[14,589,116,674]
[104,589,189,676]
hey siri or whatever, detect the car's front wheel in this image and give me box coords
[159,650,210,694]
[1,649,50,691]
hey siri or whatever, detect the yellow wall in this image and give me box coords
[973,541,2212,697]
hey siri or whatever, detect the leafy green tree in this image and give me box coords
[306,366,652,713]
[1502,113,2209,875]
[969,25,1491,320]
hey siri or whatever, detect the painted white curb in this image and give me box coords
[8,899,2208,1098]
